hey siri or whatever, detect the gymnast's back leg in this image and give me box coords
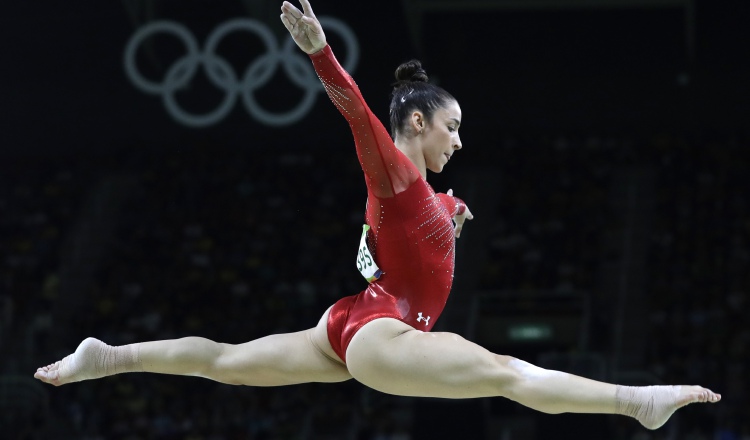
[345,317,720,430]
[34,306,352,387]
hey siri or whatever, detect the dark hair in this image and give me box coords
[389,59,456,139]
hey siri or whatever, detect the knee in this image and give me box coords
[173,337,222,356]
[171,337,225,375]
[485,355,525,397]
[496,356,564,413]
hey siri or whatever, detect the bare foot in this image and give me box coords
[617,385,721,430]
[34,337,106,386]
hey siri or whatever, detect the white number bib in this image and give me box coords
[356,224,382,283]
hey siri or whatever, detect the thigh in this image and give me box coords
[213,306,352,386]
[346,318,518,399]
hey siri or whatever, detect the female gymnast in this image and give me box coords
[35,0,720,430]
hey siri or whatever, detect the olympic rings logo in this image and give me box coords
[124,17,359,127]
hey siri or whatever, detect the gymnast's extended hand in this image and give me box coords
[448,189,474,238]
[280,0,327,55]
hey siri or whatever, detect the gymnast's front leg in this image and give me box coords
[345,317,721,431]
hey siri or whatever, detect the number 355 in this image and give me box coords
[357,246,373,271]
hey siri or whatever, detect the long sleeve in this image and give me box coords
[435,193,466,217]
[309,45,418,198]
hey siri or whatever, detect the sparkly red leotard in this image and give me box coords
[310,46,462,363]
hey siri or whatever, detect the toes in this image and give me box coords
[34,364,62,384]
[39,362,60,372]
[690,387,720,403]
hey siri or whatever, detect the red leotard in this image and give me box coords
[310,46,462,363]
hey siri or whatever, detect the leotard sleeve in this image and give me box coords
[310,45,418,198]
[435,193,467,216]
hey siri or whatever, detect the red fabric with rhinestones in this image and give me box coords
[310,46,459,363]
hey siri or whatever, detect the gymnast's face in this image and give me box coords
[421,100,463,173]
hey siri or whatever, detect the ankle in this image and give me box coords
[615,385,681,430]
[615,385,641,417]
[104,343,143,375]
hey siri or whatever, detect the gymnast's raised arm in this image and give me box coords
[280,0,416,198]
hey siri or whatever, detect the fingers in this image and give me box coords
[281,1,303,21]
[282,1,313,20]
[280,14,294,33]
[447,188,453,196]
[465,207,474,220]
[301,16,322,34]
[454,206,473,238]
[281,2,317,38]
[299,0,316,18]
[280,13,308,38]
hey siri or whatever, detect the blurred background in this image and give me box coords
[2,0,748,438]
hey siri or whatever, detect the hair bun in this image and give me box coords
[394,59,428,84]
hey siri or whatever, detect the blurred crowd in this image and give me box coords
[0,155,93,355]
[1,133,748,439]
[478,134,616,293]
